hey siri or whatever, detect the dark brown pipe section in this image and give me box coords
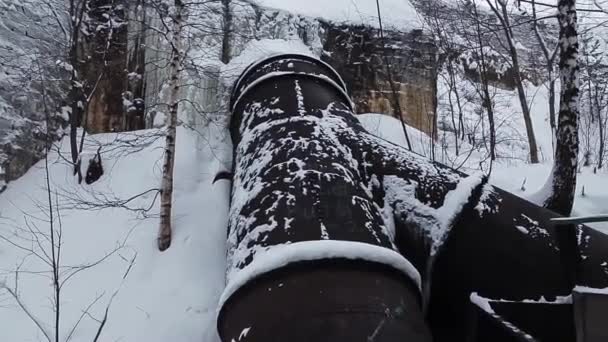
[219,261,429,342]
[219,53,608,342]
[219,54,431,342]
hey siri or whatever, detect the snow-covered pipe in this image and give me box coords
[218,54,432,342]
[219,53,608,341]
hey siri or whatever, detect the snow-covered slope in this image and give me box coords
[358,113,437,157]
[0,124,231,341]
[1,103,605,342]
[358,113,608,233]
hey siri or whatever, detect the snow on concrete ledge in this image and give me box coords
[471,292,573,307]
[470,292,550,341]
[574,285,608,295]
[219,240,422,307]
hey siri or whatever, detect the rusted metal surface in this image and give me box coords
[427,188,608,341]
[221,53,608,342]
[574,291,608,342]
[219,260,429,342]
[221,53,431,342]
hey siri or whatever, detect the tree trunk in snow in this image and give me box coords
[598,117,605,170]
[531,0,559,145]
[68,0,88,181]
[542,0,580,216]
[511,45,540,164]
[158,0,184,251]
[69,75,83,179]
[548,74,557,140]
[596,88,605,169]
[472,3,496,161]
[221,0,232,64]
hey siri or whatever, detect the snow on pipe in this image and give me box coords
[218,53,608,341]
[219,54,432,342]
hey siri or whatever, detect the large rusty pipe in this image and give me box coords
[219,53,608,341]
[218,54,431,341]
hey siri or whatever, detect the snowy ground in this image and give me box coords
[360,113,608,233]
[2,29,608,340]
[1,112,605,342]
[0,124,231,341]
[1,94,606,342]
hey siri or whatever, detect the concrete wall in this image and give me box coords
[321,24,438,136]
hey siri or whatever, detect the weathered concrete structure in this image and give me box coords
[74,1,440,141]
[322,25,438,136]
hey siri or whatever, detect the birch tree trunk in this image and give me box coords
[542,0,580,216]
[68,0,88,181]
[158,0,184,251]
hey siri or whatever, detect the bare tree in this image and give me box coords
[579,29,608,171]
[0,59,133,342]
[485,0,540,163]
[158,0,185,251]
[596,90,607,170]
[423,1,467,155]
[66,0,89,176]
[530,0,560,144]
[221,0,233,64]
[473,1,498,162]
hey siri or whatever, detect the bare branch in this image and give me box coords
[0,283,52,342]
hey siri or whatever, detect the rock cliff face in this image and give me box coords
[0,0,66,185]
